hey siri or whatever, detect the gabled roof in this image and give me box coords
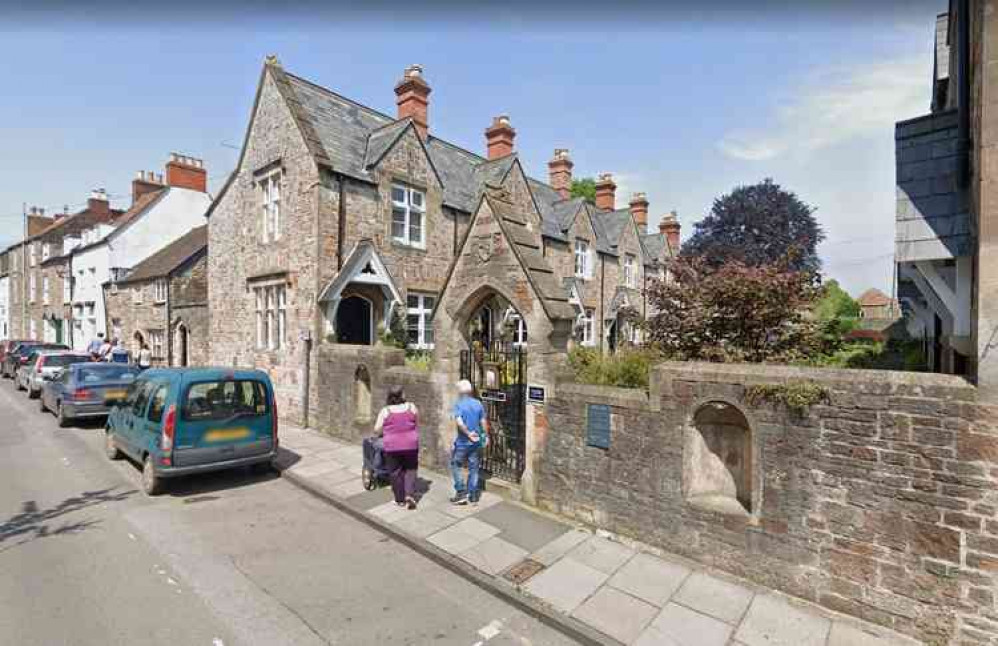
[318,238,402,305]
[364,119,414,168]
[641,233,672,265]
[116,225,207,285]
[857,288,892,307]
[74,189,169,255]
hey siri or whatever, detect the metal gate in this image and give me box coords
[459,346,527,483]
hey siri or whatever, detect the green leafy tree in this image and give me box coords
[645,255,826,363]
[682,179,825,273]
[813,279,860,320]
[570,178,596,202]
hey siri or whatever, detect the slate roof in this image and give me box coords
[641,233,673,265]
[116,225,207,285]
[269,62,633,253]
[857,288,892,307]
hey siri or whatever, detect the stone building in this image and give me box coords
[856,287,898,320]
[103,225,208,367]
[70,154,211,352]
[208,57,677,425]
[895,0,998,397]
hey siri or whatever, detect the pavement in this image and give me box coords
[280,425,923,646]
[0,377,579,645]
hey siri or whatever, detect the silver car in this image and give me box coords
[16,350,90,399]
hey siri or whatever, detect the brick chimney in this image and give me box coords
[659,211,681,254]
[132,170,164,204]
[485,114,516,160]
[548,149,573,200]
[87,189,110,217]
[395,64,431,140]
[629,192,649,233]
[595,172,617,211]
[165,154,207,193]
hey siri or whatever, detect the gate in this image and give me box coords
[460,346,527,483]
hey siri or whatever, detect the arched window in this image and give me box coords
[686,402,753,516]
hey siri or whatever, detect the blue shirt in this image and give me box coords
[452,395,486,447]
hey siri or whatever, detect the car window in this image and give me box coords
[78,366,139,383]
[44,355,89,368]
[183,380,269,421]
[147,384,169,423]
[131,382,153,417]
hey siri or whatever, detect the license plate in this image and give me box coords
[104,390,125,400]
[204,427,251,442]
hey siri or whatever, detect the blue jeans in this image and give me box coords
[450,442,481,500]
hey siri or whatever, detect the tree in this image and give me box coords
[570,178,596,202]
[813,279,860,321]
[681,179,824,273]
[645,256,825,363]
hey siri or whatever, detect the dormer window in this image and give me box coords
[261,171,282,242]
[391,183,425,248]
[574,239,591,279]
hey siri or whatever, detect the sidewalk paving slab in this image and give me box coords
[277,426,923,646]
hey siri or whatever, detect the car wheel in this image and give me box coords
[142,455,163,496]
[104,430,122,460]
[28,386,39,400]
[57,402,71,428]
[15,377,23,391]
[38,396,47,413]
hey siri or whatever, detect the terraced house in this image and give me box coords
[3,209,67,340]
[208,57,679,424]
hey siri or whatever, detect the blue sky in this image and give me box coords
[0,3,943,296]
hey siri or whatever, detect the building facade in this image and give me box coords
[103,225,208,367]
[70,155,211,352]
[207,58,677,424]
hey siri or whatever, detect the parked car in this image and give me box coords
[0,339,29,366]
[40,362,142,427]
[15,348,84,398]
[1,341,45,379]
[105,368,278,495]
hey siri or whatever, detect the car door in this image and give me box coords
[118,380,153,459]
[141,382,170,461]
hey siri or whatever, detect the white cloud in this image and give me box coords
[717,56,929,162]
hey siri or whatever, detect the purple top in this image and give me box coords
[382,408,419,453]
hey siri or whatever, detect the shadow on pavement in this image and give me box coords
[0,487,136,550]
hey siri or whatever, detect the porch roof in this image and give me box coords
[317,239,402,305]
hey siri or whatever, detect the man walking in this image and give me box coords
[86,333,104,360]
[450,379,489,505]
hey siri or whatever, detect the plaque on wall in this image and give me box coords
[587,404,611,449]
[527,386,545,404]
[482,389,507,402]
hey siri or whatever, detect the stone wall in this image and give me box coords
[104,279,169,361]
[537,362,998,645]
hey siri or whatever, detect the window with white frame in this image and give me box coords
[624,254,636,288]
[133,285,143,304]
[508,311,528,347]
[391,183,425,247]
[406,293,435,349]
[154,279,167,303]
[254,284,286,350]
[574,239,591,279]
[29,273,36,303]
[41,243,50,261]
[149,330,165,359]
[261,172,281,242]
[29,244,36,267]
[42,277,49,305]
[63,276,71,303]
[29,319,36,340]
[578,308,595,346]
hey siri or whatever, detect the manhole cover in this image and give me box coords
[504,558,545,585]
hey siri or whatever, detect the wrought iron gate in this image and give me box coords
[459,346,527,483]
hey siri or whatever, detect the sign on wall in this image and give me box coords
[587,403,611,449]
[527,385,545,404]
[482,389,507,402]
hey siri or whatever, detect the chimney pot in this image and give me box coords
[548,148,574,200]
[485,114,516,160]
[395,64,431,140]
[595,172,617,211]
[659,211,681,254]
[629,192,650,233]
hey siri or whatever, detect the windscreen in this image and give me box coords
[77,366,140,383]
[44,355,90,368]
[183,380,269,422]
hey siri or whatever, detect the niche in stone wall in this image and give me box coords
[354,365,372,423]
[685,402,753,517]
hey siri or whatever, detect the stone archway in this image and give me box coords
[337,295,373,345]
[175,323,189,367]
[685,401,754,516]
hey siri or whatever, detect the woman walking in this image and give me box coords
[374,386,420,509]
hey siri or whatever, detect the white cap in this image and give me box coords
[456,379,473,395]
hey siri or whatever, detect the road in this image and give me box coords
[0,377,578,646]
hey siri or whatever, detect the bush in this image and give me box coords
[568,347,654,389]
[405,350,432,371]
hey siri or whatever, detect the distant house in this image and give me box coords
[70,154,211,352]
[856,288,898,320]
[103,225,208,367]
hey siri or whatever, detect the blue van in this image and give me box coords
[105,367,278,495]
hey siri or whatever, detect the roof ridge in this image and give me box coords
[369,117,412,134]
[283,70,396,123]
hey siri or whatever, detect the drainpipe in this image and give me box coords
[337,174,346,271]
[958,0,971,187]
[599,255,605,353]
[165,275,173,367]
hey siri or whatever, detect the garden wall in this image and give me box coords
[537,362,998,645]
